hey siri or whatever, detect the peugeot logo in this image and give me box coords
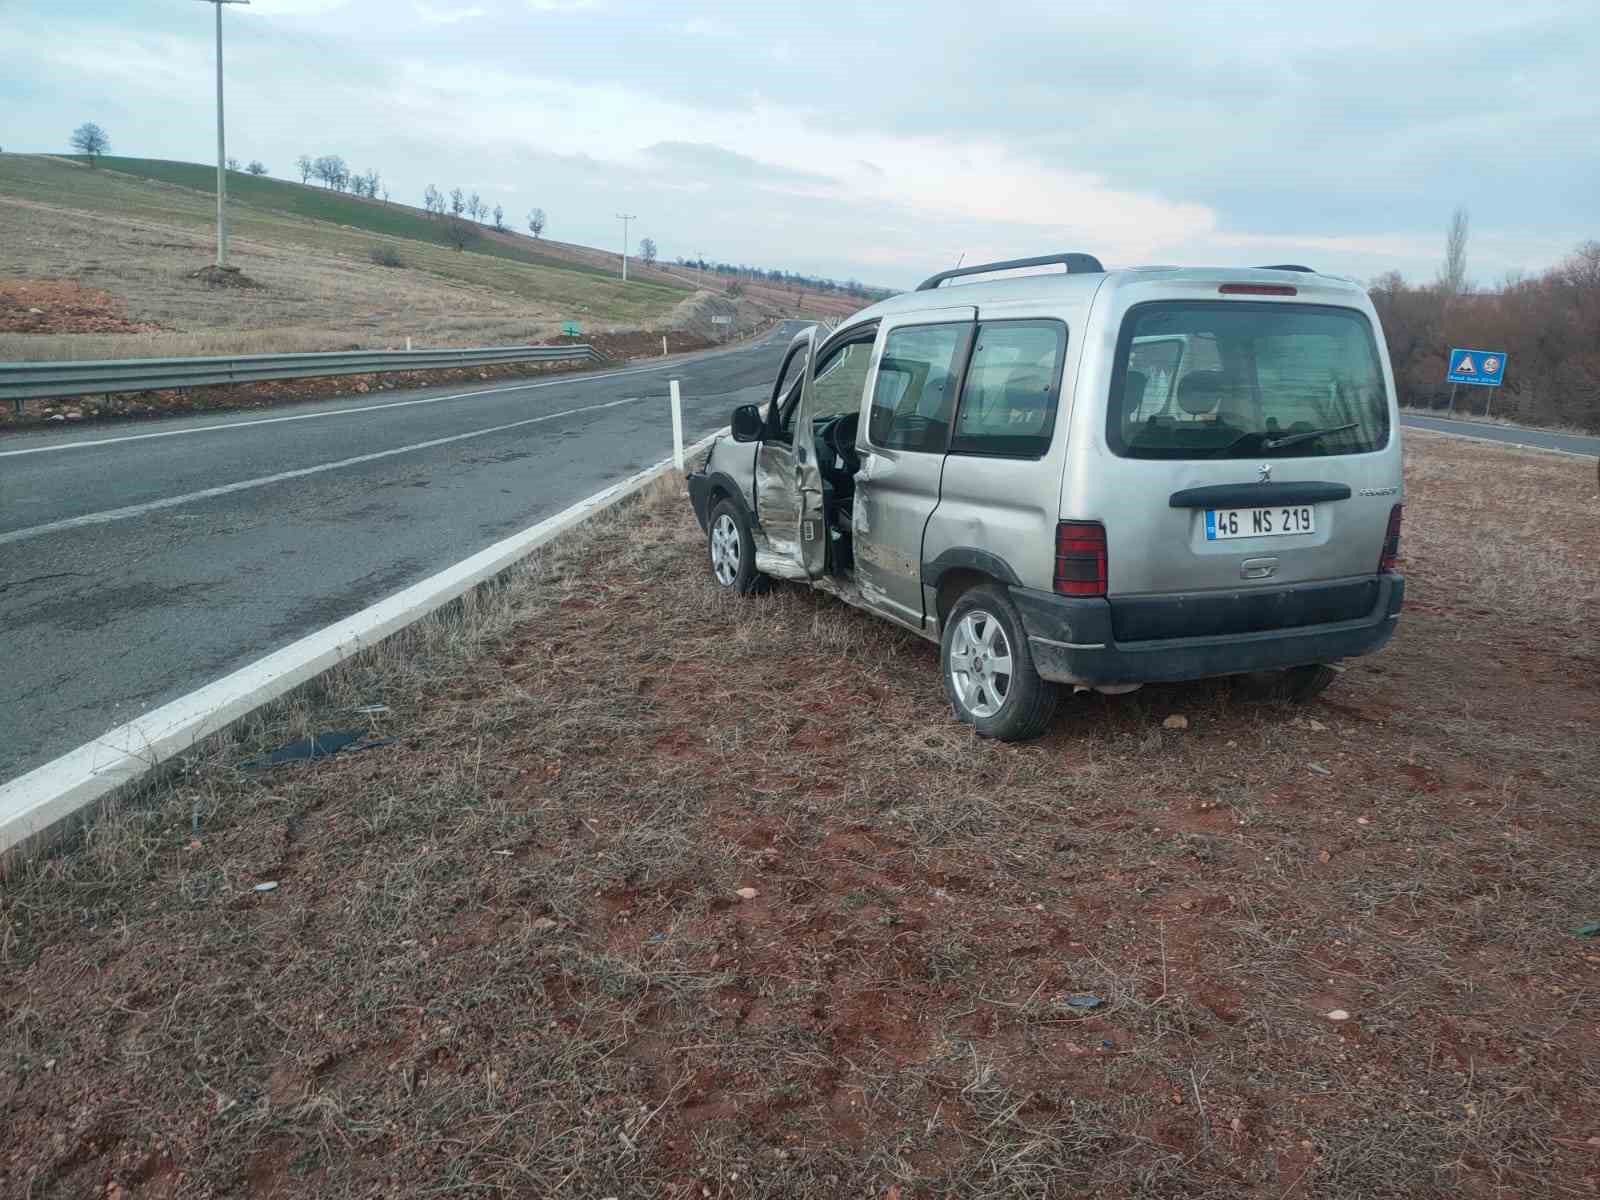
[1257,463,1272,483]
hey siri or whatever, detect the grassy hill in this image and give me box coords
[66,157,639,281]
[0,154,703,360]
[0,154,875,361]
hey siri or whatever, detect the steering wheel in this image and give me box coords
[825,412,860,467]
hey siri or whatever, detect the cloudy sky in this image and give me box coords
[6,0,1595,289]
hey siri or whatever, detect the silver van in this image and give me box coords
[688,253,1404,740]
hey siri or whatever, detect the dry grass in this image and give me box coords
[2,435,1597,1199]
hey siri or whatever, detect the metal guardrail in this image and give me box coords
[1,344,609,415]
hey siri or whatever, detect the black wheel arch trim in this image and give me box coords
[920,547,1023,589]
[689,471,753,530]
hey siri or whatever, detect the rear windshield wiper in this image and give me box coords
[1262,422,1360,451]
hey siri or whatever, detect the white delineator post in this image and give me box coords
[670,379,684,471]
[662,335,667,356]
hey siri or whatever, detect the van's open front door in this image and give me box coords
[752,326,823,579]
[791,325,828,577]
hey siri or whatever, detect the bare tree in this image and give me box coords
[70,122,110,166]
[312,155,348,190]
[1438,207,1470,296]
[246,160,268,176]
[295,154,313,184]
[226,156,240,172]
[467,191,485,223]
[381,184,391,204]
[638,236,657,266]
[492,204,505,231]
[444,188,477,250]
[360,168,380,199]
[423,184,444,216]
[527,207,546,239]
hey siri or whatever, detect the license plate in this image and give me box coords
[1205,505,1315,540]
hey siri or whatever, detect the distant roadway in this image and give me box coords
[2,340,1594,785]
[1401,412,1600,457]
[0,323,809,784]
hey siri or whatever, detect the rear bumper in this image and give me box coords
[1012,574,1404,686]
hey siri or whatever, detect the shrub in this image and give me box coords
[368,245,406,269]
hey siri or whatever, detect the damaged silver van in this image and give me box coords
[688,253,1404,741]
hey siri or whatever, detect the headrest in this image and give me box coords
[1177,370,1227,415]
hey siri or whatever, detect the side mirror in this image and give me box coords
[730,403,765,442]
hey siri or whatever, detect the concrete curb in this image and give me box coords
[0,428,727,859]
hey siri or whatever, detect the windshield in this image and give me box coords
[1107,302,1390,459]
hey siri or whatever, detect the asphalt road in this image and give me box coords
[1401,412,1600,456]
[0,323,809,784]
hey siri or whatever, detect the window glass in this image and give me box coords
[809,338,874,419]
[950,320,1066,457]
[768,344,808,442]
[866,323,968,452]
[1108,302,1390,459]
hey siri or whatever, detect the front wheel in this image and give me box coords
[706,499,767,595]
[941,584,1057,741]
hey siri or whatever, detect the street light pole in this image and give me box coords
[196,0,249,271]
[616,212,636,283]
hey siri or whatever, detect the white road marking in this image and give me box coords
[0,428,729,854]
[0,394,645,547]
[0,348,749,460]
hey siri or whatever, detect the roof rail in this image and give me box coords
[916,252,1105,292]
[1255,264,1315,273]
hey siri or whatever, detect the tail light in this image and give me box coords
[1055,521,1107,597]
[1379,504,1403,572]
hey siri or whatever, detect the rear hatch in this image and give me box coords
[1069,274,1400,641]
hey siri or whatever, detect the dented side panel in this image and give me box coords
[702,435,758,513]
[924,291,1098,600]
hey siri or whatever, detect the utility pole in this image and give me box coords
[616,212,636,282]
[196,0,249,271]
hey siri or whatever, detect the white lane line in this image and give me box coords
[0,349,744,460]
[0,427,729,855]
[0,394,645,548]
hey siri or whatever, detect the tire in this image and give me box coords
[1238,663,1338,702]
[1281,663,1338,701]
[706,498,768,596]
[940,584,1057,741]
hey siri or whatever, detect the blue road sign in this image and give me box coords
[1446,347,1507,387]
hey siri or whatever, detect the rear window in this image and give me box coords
[1107,302,1390,459]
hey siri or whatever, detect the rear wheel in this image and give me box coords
[941,584,1057,741]
[1281,663,1338,701]
[707,498,767,596]
[1238,663,1338,702]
